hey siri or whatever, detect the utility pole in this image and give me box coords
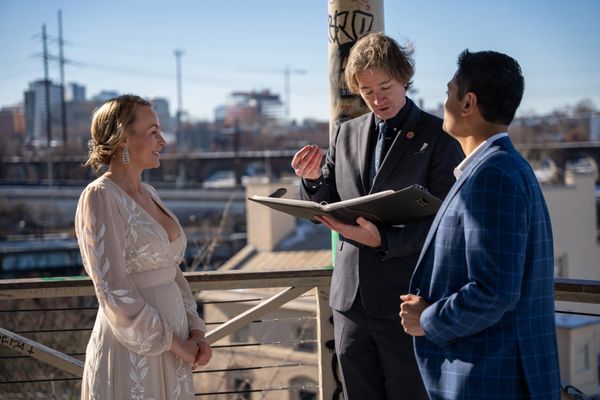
[42,24,53,187]
[57,9,67,148]
[328,0,383,138]
[283,65,306,124]
[174,49,184,149]
[174,49,186,188]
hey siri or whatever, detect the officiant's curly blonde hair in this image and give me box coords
[84,94,150,170]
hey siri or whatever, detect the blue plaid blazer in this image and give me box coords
[410,136,560,399]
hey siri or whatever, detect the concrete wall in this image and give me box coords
[556,320,600,395]
[245,178,296,251]
[542,172,600,280]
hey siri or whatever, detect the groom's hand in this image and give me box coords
[400,294,428,337]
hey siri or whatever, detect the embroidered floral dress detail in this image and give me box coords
[75,176,206,400]
[129,351,154,400]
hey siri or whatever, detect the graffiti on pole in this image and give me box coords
[328,9,375,107]
[328,10,374,45]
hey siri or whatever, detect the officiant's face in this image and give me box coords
[356,67,407,121]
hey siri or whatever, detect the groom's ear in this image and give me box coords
[461,92,477,117]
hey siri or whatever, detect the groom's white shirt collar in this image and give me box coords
[453,132,509,179]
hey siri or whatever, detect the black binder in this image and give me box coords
[248,184,441,226]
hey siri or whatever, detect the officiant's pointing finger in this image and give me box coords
[291,144,323,180]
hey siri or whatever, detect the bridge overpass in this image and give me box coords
[514,141,600,179]
[0,149,299,187]
[1,143,599,186]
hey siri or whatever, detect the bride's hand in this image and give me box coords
[192,339,212,370]
[169,335,197,364]
[189,330,212,369]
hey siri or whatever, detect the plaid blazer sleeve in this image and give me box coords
[420,162,528,347]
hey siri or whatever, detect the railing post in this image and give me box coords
[316,285,337,400]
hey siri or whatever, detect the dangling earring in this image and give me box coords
[122,147,130,164]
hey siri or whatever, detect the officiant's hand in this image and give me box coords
[292,144,323,180]
[316,215,381,248]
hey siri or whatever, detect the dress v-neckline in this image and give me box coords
[102,176,182,244]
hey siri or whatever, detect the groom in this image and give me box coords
[400,50,561,399]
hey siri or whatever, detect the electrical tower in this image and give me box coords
[41,24,53,187]
[283,65,306,123]
[57,9,67,147]
[174,49,185,149]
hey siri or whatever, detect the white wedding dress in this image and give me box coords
[75,176,205,400]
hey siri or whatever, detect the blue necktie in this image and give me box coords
[369,121,388,185]
[374,121,388,169]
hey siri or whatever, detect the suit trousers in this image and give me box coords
[333,293,428,400]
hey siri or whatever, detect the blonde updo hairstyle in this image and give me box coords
[84,94,151,170]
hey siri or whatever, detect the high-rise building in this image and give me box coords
[91,90,120,102]
[150,97,173,133]
[23,79,62,144]
[66,83,86,102]
[215,90,284,125]
[0,106,25,136]
[590,113,600,142]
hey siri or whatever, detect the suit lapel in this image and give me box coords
[370,101,421,193]
[358,114,375,194]
[414,136,511,270]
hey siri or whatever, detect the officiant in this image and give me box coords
[290,32,463,400]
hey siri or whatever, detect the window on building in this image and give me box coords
[294,325,317,352]
[195,301,205,319]
[233,324,249,343]
[298,389,317,400]
[575,337,591,373]
[290,377,317,400]
[231,377,252,400]
[554,253,568,277]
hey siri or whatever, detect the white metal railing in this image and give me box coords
[0,268,335,399]
[1,271,600,399]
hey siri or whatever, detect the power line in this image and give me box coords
[27,28,312,123]
[174,48,185,149]
[41,23,53,188]
[284,65,306,123]
[67,60,173,79]
[31,36,303,93]
[57,9,67,146]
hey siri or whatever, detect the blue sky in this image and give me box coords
[1,0,599,122]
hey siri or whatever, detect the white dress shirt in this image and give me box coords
[453,132,509,179]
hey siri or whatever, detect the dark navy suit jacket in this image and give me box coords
[301,98,463,318]
[410,136,561,399]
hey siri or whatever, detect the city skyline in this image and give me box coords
[1,0,599,122]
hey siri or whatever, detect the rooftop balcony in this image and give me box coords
[1,269,599,399]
